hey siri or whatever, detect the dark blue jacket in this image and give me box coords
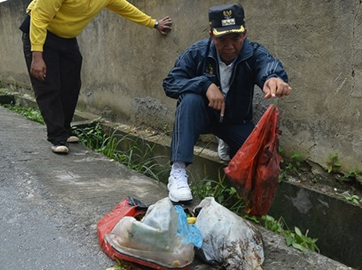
[163,38,288,123]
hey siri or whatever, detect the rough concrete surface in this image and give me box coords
[269,179,362,268]
[0,106,352,270]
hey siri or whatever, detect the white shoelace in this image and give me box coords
[171,169,189,189]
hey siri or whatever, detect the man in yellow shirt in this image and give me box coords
[21,0,172,154]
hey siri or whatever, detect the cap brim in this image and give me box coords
[212,25,245,37]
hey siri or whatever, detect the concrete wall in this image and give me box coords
[1,0,362,171]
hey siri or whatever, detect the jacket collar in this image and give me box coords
[207,38,253,64]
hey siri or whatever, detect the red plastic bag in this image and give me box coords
[97,198,146,263]
[97,197,194,270]
[224,104,281,216]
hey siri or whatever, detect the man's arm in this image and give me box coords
[163,43,216,99]
[28,0,63,81]
[29,0,63,52]
[107,0,171,34]
[252,44,291,98]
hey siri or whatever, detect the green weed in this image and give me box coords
[344,195,360,206]
[0,88,10,94]
[311,177,319,184]
[114,137,169,181]
[73,123,117,154]
[1,104,44,124]
[279,169,288,183]
[262,215,320,253]
[73,124,168,182]
[191,172,245,216]
[279,151,304,182]
[290,152,303,169]
[327,153,341,173]
[106,258,134,270]
[343,168,362,181]
[278,146,285,157]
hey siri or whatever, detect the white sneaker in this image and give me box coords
[217,137,231,161]
[67,135,79,143]
[51,141,69,154]
[167,170,193,202]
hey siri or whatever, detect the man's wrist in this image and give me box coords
[32,51,43,59]
[154,20,159,29]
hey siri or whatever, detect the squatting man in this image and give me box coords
[163,3,292,202]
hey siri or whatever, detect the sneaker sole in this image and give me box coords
[51,146,69,154]
[67,136,79,143]
[168,193,193,203]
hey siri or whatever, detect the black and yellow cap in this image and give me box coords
[209,3,245,37]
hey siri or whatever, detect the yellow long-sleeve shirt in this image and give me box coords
[27,0,156,51]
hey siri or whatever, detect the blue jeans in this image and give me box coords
[171,93,255,164]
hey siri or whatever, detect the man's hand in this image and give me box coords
[155,16,172,35]
[30,52,46,81]
[206,83,225,118]
[263,77,292,99]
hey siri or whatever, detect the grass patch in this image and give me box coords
[1,103,44,124]
[262,215,320,253]
[279,150,305,183]
[191,173,245,216]
[72,123,169,182]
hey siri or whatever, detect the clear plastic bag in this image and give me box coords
[195,197,264,270]
[104,197,201,269]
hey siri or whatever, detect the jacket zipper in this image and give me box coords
[217,57,252,121]
[205,39,255,122]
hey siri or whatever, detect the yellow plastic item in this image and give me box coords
[187,217,197,224]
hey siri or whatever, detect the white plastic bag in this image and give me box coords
[195,197,264,270]
[105,197,200,269]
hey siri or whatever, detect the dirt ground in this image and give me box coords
[283,159,362,207]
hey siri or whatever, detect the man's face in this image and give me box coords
[210,32,247,65]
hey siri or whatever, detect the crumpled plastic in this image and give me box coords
[194,197,264,270]
[174,205,203,248]
[102,197,202,270]
[224,104,281,216]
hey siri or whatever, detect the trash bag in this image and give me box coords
[97,197,146,262]
[194,197,264,270]
[98,197,202,270]
[224,104,281,216]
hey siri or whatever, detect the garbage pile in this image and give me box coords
[98,196,264,270]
